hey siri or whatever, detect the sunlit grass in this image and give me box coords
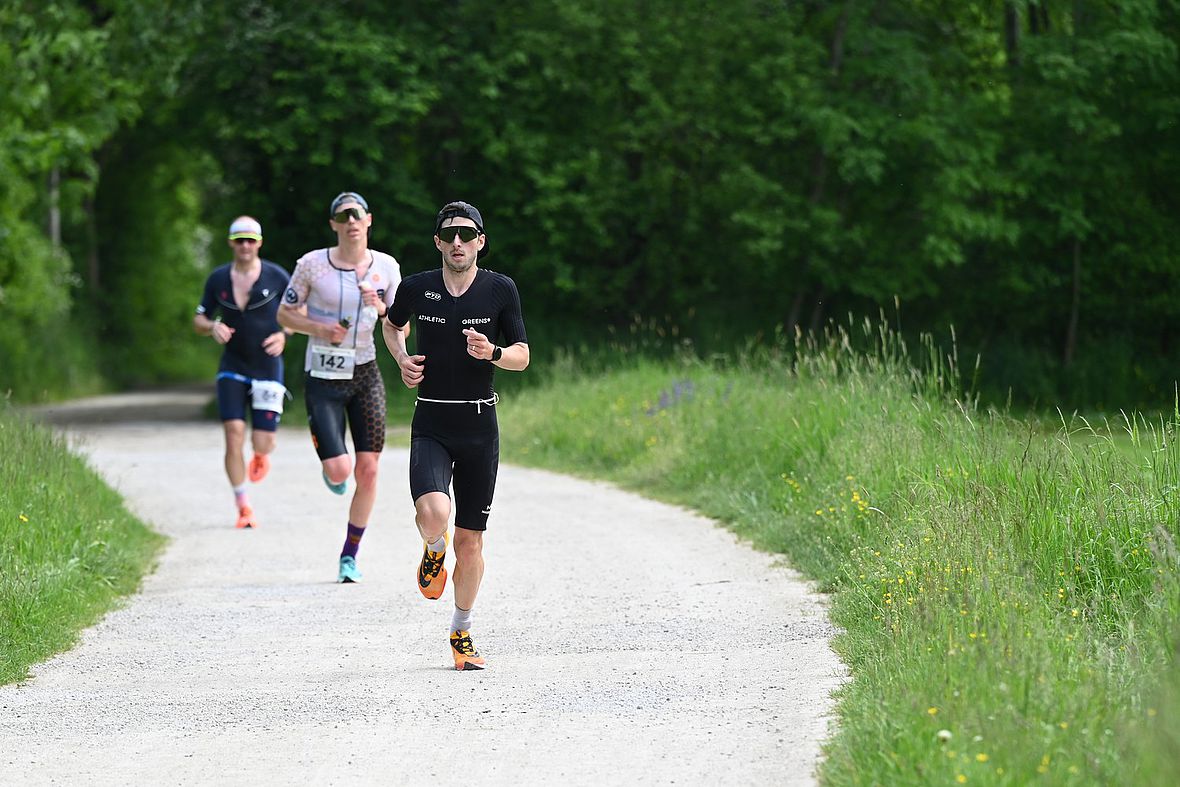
[0,406,164,685]
[499,322,1180,786]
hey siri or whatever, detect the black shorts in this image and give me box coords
[409,402,499,531]
[216,375,281,432]
[304,361,386,459]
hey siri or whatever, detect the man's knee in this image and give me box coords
[354,454,379,489]
[252,431,276,455]
[453,529,483,562]
[415,492,450,529]
[223,421,246,450]
[323,455,351,484]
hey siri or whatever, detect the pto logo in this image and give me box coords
[284,288,298,303]
[426,290,442,301]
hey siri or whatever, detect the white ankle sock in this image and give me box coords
[451,606,472,634]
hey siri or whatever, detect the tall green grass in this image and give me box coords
[0,406,164,685]
[499,323,1180,785]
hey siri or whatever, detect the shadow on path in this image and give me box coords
[23,384,212,426]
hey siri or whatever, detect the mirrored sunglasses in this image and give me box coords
[332,207,367,223]
[437,225,481,243]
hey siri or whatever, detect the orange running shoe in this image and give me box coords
[235,505,257,529]
[417,533,449,599]
[450,630,486,671]
[248,453,270,483]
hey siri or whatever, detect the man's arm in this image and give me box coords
[493,342,529,371]
[194,312,232,344]
[461,328,529,371]
[278,303,346,344]
[382,319,423,388]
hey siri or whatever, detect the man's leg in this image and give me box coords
[348,450,380,525]
[223,420,256,528]
[247,422,277,483]
[415,491,451,599]
[322,454,352,486]
[223,419,247,487]
[449,527,487,670]
[248,416,277,482]
[452,528,485,612]
[337,366,386,581]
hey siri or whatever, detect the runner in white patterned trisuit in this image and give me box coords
[383,200,530,670]
[193,216,290,530]
[278,191,403,583]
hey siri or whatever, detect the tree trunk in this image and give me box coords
[791,0,854,333]
[1004,2,1021,67]
[786,290,805,334]
[808,287,829,334]
[47,167,61,249]
[1064,238,1081,367]
[85,194,100,291]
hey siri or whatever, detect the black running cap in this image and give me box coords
[435,201,488,259]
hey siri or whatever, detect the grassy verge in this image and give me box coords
[498,326,1180,785]
[0,405,164,685]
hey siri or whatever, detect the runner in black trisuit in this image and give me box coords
[193,216,290,530]
[383,200,529,670]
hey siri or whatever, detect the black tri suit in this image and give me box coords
[387,268,528,531]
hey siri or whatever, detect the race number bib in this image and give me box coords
[251,380,287,414]
[309,342,356,380]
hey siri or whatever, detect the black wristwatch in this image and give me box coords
[491,346,503,362]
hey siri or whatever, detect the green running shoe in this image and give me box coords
[322,470,348,495]
[338,555,362,583]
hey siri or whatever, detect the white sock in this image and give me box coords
[451,606,472,634]
[427,534,446,553]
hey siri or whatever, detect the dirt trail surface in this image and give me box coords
[2,390,846,786]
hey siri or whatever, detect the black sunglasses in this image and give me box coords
[332,207,366,223]
[437,225,481,243]
[232,237,258,244]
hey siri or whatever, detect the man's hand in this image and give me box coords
[262,330,286,357]
[398,352,426,389]
[325,320,349,345]
[211,321,235,344]
[463,327,494,360]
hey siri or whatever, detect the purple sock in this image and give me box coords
[341,522,366,559]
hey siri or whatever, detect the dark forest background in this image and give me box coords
[3,0,1178,410]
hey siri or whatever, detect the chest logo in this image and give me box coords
[426,290,442,301]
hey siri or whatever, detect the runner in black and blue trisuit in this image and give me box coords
[193,216,291,529]
[383,200,530,671]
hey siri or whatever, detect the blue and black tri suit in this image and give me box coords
[196,259,291,429]
[387,267,528,531]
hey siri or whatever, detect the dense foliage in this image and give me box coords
[1,0,1177,407]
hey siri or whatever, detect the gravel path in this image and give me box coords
[1,392,846,785]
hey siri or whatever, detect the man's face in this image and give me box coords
[435,217,484,274]
[329,202,372,243]
[228,236,261,263]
